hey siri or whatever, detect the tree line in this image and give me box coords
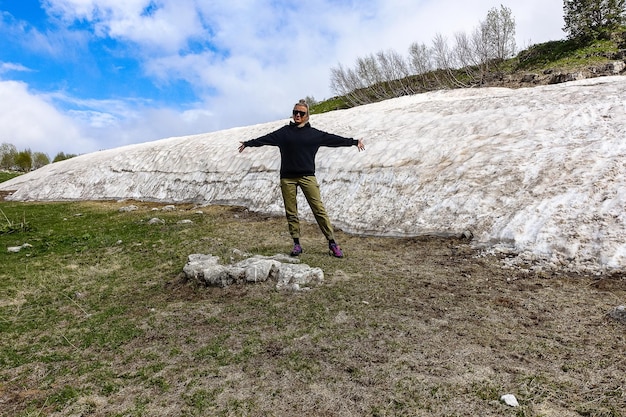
[0,142,77,172]
[329,5,517,105]
[329,1,626,106]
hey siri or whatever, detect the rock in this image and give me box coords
[147,218,165,225]
[119,205,138,212]
[605,61,626,74]
[7,243,32,253]
[501,394,520,407]
[276,263,324,291]
[549,72,584,84]
[183,254,234,287]
[609,305,626,323]
[250,253,301,264]
[182,253,324,290]
[233,258,281,283]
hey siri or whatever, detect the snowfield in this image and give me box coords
[2,76,626,274]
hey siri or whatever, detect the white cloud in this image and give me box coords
[45,0,208,52]
[0,80,94,155]
[0,62,31,73]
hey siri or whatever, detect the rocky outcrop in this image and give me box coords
[485,61,626,88]
[183,253,324,291]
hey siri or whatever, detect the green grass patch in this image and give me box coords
[0,171,21,183]
[310,96,351,114]
[0,208,31,235]
[516,38,619,71]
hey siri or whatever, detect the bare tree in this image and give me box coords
[329,63,350,97]
[329,5,518,105]
[431,33,453,70]
[484,5,516,60]
[454,25,493,84]
[330,63,372,106]
[408,42,442,91]
[358,55,391,100]
[408,42,431,74]
[376,49,414,96]
[432,33,468,88]
[330,64,359,105]
[452,5,516,85]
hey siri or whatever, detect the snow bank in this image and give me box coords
[2,76,626,274]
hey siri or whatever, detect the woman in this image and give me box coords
[238,99,365,257]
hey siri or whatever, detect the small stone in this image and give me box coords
[7,243,32,253]
[609,305,626,323]
[501,394,519,407]
[119,205,138,212]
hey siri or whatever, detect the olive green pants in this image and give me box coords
[280,176,335,241]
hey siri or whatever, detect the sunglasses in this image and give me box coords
[292,110,307,117]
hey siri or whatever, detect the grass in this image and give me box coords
[310,96,351,114]
[515,38,621,71]
[1,199,625,416]
[0,171,21,183]
[0,205,31,235]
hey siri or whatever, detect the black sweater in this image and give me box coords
[243,122,357,178]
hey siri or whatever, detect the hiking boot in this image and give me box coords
[329,242,343,258]
[290,244,303,256]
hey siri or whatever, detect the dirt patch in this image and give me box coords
[101,220,626,415]
[0,190,13,201]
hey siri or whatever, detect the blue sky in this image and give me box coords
[0,0,565,156]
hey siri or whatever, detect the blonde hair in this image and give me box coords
[294,99,309,114]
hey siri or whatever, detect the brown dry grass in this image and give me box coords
[1,202,625,416]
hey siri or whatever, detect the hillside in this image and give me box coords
[312,35,626,113]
